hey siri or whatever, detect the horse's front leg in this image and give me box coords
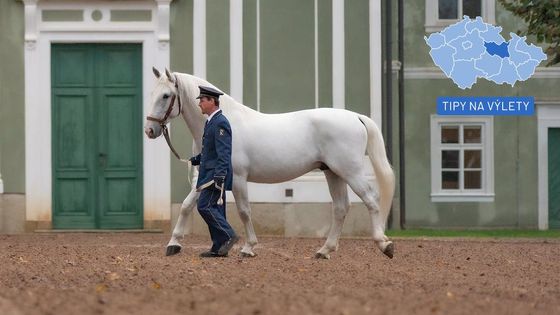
[166,189,199,256]
[232,177,258,257]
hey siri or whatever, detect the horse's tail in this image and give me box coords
[358,115,395,228]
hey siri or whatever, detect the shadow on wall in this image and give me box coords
[0,194,25,234]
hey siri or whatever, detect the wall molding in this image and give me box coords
[405,66,560,79]
[193,0,206,79]
[230,0,243,102]
[332,0,344,109]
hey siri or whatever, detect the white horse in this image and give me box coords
[145,68,395,259]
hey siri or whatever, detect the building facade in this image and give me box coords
[0,0,558,234]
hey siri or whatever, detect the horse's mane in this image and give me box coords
[174,72,257,116]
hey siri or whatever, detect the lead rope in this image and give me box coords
[159,75,193,186]
[162,125,193,186]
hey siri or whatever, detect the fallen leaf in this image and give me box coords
[107,272,120,281]
[151,280,161,289]
[95,283,108,294]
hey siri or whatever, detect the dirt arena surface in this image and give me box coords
[0,233,559,315]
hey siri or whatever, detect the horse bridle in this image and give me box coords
[146,79,187,163]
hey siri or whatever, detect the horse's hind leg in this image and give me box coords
[232,177,258,257]
[345,175,393,258]
[315,170,350,259]
[166,189,199,256]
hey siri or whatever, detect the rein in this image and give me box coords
[146,77,193,183]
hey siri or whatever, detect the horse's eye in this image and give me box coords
[163,94,170,99]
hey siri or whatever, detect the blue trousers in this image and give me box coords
[197,186,236,252]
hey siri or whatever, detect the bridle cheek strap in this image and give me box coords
[146,89,193,185]
[146,94,178,124]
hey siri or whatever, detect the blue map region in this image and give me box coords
[424,16,548,89]
[475,52,502,77]
[484,42,509,58]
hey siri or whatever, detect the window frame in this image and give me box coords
[430,115,495,202]
[425,0,496,33]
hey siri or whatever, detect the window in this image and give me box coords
[439,0,481,20]
[425,0,496,33]
[430,116,494,202]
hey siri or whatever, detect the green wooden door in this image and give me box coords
[52,44,143,229]
[549,128,560,229]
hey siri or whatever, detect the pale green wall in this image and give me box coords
[170,0,194,202]
[403,0,432,67]
[207,0,230,94]
[345,0,370,116]
[260,0,315,113]
[0,0,25,193]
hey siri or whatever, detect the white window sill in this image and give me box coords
[431,193,495,203]
[425,21,458,33]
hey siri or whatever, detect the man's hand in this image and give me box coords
[190,156,200,166]
[214,176,225,189]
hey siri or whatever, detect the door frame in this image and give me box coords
[51,44,144,229]
[24,0,173,227]
[537,101,560,230]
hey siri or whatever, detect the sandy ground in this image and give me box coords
[0,233,559,315]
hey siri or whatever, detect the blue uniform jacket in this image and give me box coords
[191,110,233,191]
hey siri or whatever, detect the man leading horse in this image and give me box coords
[188,86,239,257]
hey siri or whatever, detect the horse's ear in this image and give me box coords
[152,67,161,78]
[165,68,175,83]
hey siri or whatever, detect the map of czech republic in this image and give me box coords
[425,16,547,89]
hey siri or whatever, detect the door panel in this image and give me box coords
[96,44,143,229]
[52,82,95,227]
[52,48,93,87]
[103,93,138,167]
[56,93,91,169]
[52,44,142,229]
[549,128,560,229]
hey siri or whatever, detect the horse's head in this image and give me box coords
[144,67,182,139]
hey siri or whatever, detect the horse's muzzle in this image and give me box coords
[145,127,157,139]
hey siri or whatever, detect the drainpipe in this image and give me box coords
[385,0,393,162]
[398,0,405,229]
[385,0,393,228]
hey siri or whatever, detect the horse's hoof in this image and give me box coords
[314,252,330,260]
[240,251,257,258]
[382,242,394,259]
[166,245,182,256]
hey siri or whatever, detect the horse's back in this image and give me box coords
[230,107,369,183]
